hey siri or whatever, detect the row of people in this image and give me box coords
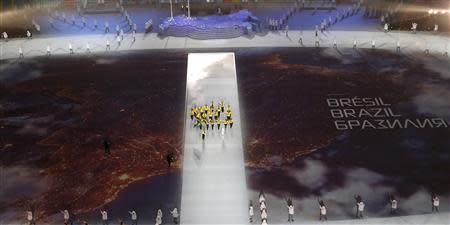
[21,192,443,225]
[267,1,300,31]
[49,7,138,35]
[248,192,441,223]
[26,207,179,225]
[8,34,448,59]
[317,1,362,34]
[283,1,362,39]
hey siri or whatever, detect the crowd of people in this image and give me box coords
[1,1,448,58]
[0,1,146,56]
[190,100,234,141]
[267,0,336,31]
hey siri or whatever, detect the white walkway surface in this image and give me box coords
[0,31,449,60]
[180,53,248,225]
[295,212,450,225]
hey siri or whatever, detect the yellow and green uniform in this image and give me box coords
[219,101,225,112]
[226,111,232,120]
[209,119,215,129]
[190,107,195,120]
[226,105,232,114]
[214,110,219,120]
[217,119,222,130]
[202,112,207,120]
[208,110,213,120]
[205,119,210,130]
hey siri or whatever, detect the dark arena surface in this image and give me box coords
[236,48,450,219]
[0,52,186,223]
[1,47,449,223]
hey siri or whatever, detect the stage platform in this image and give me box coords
[158,10,262,40]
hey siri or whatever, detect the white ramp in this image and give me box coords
[180,53,248,225]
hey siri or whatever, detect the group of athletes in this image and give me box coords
[190,100,234,140]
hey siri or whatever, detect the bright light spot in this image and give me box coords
[187,53,229,85]
[428,9,433,14]
[119,174,130,180]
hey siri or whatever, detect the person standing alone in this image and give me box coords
[129,209,137,225]
[287,200,294,222]
[318,200,327,221]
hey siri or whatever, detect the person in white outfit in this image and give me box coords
[260,200,267,212]
[261,209,268,221]
[155,209,163,225]
[261,218,268,225]
[411,22,417,33]
[129,209,137,225]
[2,32,8,41]
[319,200,327,221]
[26,210,35,225]
[86,42,90,53]
[61,209,70,225]
[100,209,108,225]
[69,42,73,54]
[287,199,294,222]
[390,196,398,214]
[46,45,51,56]
[171,208,179,224]
[432,194,439,213]
[116,35,121,47]
[19,47,24,58]
[357,201,365,218]
[116,24,120,36]
[106,39,110,51]
[384,23,389,33]
[27,30,32,39]
[259,191,266,204]
[249,201,254,223]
